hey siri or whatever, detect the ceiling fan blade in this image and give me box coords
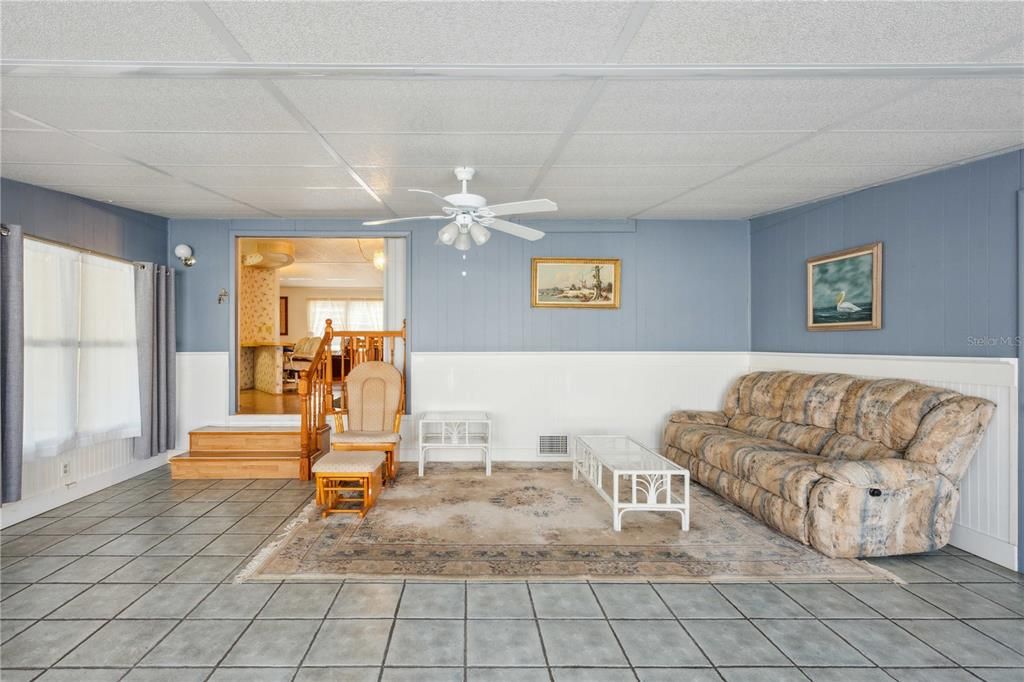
[362,215,447,226]
[487,218,545,241]
[484,198,558,217]
[408,188,454,208]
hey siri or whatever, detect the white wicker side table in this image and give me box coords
[418,411,492,476]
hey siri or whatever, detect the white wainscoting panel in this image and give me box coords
[176,352,231,446]
[750,352,1019,570]
[408,352,749,462]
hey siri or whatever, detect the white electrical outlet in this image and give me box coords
[61,462,71,477]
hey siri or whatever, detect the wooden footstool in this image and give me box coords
[313,451,386,518]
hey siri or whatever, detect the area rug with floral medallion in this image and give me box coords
[238,463,896,583]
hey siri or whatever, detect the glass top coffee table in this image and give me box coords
[573,435,690,532]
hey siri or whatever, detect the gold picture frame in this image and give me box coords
[806,242,882,331]
[531,258,621,309]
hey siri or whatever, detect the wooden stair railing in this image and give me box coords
[297,319,334,480]
[333,320,408,415]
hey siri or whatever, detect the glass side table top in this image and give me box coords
[419,411,489,421]
[575,435,682,472]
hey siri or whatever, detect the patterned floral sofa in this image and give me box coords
[663,371,994,558]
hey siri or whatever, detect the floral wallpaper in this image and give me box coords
[239,265,278,344]
[254,346,283,394]
[239,347,255,390]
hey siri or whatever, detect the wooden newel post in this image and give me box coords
[323,319,334,420]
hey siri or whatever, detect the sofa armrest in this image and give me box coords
[668,410,729,426]
[815,458,941,490]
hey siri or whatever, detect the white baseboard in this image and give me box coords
[951,525,1019,572]
[0,450,180,529]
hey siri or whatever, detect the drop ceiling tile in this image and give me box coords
[636,202,766,220]
[277,80,593,133]
[41,185,231,205]
[540,186,682,205]
[209,1,634,63]
[163,165,360,188]
[765,131,1024,166]
[622,2,1024,64]
[541,165,735,188]
[558,133,805,166]
[386,188,533,215]
[0,163,187,187]
[3,78,304,132]
[1,131,132,164]
[581,79,916,132]
[840,79,1024,131]
[119,201,272,219]
[221,188,384,212]
[1,111,45,130]
[269,208,392,220]
[678,184,852,207]
[358,166,540,192]
[75,132,335,166]
[1,1,237,61]
[725,164,934,187]
[324,133,560,167]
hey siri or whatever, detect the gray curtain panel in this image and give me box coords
[1,224,25,502]
[134,263,177,459]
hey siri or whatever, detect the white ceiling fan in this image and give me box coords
[363,167,557,250]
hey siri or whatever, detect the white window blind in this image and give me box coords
[22,240,142,459]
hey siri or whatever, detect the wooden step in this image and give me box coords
[189,425,302,453]
[169,451,303,480]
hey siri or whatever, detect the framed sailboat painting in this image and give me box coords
[806,242,882,331]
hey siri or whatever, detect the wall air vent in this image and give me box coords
[537,434,570,457]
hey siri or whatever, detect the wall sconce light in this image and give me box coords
[217,288,229,305]
[373,250,386,271]
[174,243,196,267]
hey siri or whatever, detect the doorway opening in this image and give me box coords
[235,236,405,415]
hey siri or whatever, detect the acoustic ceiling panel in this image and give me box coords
[162,165,360,189]
[0,163,187,188]
[621,2,1024,64]
[540,165,735,189]
[725,164,934,187]
[323,133,561,168]
[74,132,336,166]
[1,131,133,165]
[208,1,635,64]
[580,79,912,133]
[40,185,231,205]
[766,131,1024,166]
[357,166,541,193]
[221,187,386,212]
[276,79,593,133]
[558,132,806,166]
[840,79,1024,131]
[2,78,304,133]
[0,1,237,62]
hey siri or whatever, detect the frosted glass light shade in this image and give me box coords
[454,233,473,251]
[438,222,459,245]
[469,223,491,246]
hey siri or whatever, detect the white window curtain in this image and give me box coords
[22,240,141,459]
[307,298,383,351]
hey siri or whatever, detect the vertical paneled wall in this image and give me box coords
[749,150,1022,357]
[1,178,168,263]
[167,218,751,353]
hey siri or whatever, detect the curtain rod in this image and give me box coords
[24,233,147,268]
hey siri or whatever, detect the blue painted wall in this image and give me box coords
[166,218,751,353]
[750,150,1022,357]
[1,179,168,264]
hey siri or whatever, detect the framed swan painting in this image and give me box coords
[807,242,882,331]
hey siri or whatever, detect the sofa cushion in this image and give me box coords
[836,378,959,451]
[905,396,996,483]
[663,422,736,456]
[668,410,728,426]
[697,431,823,508]
[815,458,940,489]
[781,373,859,429]
[728,414,835,455]
[734,371,805,419]
[819,433,902,461]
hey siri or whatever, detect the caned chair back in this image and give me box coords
[345,361,403,432]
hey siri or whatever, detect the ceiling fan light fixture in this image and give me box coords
[453,233,473,251]
[469,222,491,246]
[438,222,459,245]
